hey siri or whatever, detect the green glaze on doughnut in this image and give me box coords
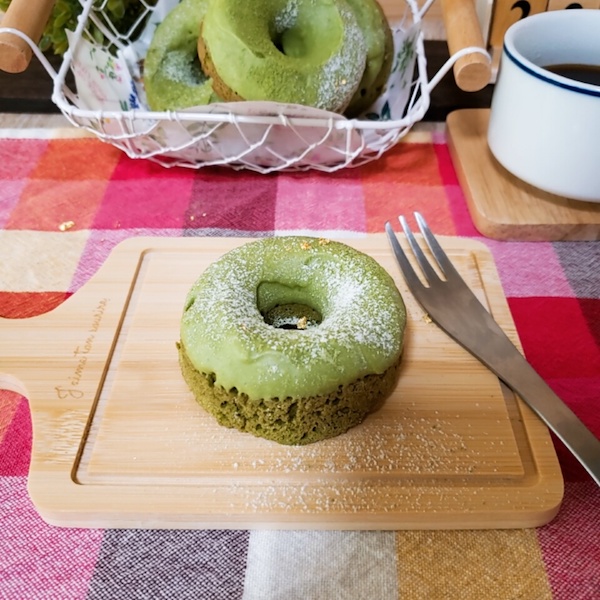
[199,0,368,112]
[180,236,406,402]
[144,0,220,111]
[345,0,393,117]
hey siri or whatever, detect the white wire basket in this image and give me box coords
[1,0,489,173]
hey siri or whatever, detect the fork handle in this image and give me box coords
[469,325,600,486]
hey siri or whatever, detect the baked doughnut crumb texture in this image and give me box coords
[178,342,401,445]
[179,236,407,445]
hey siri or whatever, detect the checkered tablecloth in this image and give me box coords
[0,124,598,599]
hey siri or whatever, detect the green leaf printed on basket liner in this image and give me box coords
[0,0,156,55]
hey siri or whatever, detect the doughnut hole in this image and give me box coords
[262,303,322,330]
[271,6,343,64]
[256,280,324,330]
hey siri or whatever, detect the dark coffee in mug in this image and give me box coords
[543,63,600,86]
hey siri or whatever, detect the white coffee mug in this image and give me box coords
[487,10,600,203]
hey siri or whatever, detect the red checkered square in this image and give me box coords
[508,297,600,379]
[0,139,49,180]
[28,138,120,181]
[5,179,107,231]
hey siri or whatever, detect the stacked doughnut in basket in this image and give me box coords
[144,0,393,118]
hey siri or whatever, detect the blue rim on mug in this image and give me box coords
[503,44,600,99]
[502,10,600,99]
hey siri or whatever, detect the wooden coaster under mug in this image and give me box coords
[447,109,600,241]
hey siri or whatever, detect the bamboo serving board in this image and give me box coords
[0,236,563,530]
[447,109,600,241]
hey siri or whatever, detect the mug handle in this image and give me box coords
[0,0,55,73]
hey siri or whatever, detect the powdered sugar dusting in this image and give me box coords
[316,3,367,110]
[160,50,207,86]
[274,0,298,33]
[210,418,483,515]
[271,0,368,111]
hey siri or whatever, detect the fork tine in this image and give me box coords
[414,212,461,280]
[398,215,441,284]
[384,221,424,290]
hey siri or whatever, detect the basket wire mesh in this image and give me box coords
[1,0,484,173]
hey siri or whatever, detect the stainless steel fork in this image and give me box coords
[385,212,600,486]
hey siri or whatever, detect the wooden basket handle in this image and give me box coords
[441,0,491,92]
[0,0,56,73]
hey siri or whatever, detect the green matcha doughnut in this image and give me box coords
[197,0,368,113]
[178,236,406,445]
[144,0,219,111]
[345,0,393,117]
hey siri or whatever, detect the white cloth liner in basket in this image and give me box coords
[1,0,488,173]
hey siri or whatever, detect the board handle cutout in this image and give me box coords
[0,314,36,396]
[0,372,29,397]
